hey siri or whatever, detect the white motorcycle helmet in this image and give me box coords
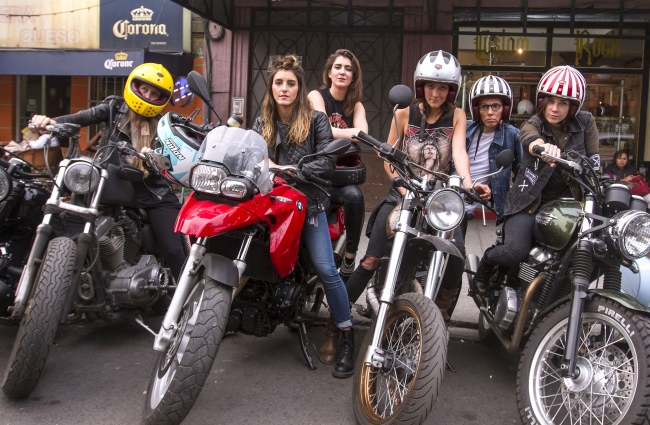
[155,113,204,187]
[469,75,513,122]
[413,50,462,103]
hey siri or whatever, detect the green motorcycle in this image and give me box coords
[467,146,650,425]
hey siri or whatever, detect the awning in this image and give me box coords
[170,0,234,27]
[0,49,194,77]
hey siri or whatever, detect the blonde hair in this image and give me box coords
[259,55,313,146]
[126,109,157,177]
[321,49,363,118]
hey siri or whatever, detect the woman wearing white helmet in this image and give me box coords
[30,63,186,281]
[457,75,523,233]
[343,50,490,324]
[473,65,600,290]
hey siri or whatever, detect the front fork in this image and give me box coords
[562,195,595,378]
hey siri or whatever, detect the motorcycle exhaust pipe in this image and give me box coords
[465,254,479,288]
[472,273,546,353]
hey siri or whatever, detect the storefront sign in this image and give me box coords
[0,50,144,76]
[100,0,184,52]
[474,30,530,64]
[0,1,100,49]
[573,30,621,66]
[104,52,135,71]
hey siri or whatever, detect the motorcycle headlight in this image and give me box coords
[608,210,650,259]
[63,161,100,194]
[220,178,253,200]
[424,189,464,231]
[0,167,11,203]
[190,164,227,195]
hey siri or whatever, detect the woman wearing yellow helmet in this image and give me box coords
[30,63,185,281]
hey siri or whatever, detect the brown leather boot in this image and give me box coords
[435,288,461,323]
[319,316,341,364]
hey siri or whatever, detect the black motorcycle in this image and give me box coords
[467,146,650,424]
[2,123,180,399]
[0,149,51,318]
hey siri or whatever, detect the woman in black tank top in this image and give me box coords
[344,51,491,329]
[308,49,369,372]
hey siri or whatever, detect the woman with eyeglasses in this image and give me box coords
[343,51,490,326]
[456,75,522,235]
[473,66,600,290]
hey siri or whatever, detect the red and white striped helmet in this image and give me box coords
[536,66,586,119]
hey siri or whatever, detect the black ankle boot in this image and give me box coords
[333,329,354,378]
[473,248,496,293]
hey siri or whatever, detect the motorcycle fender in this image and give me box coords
[196,253,240,288]
[539,290,650,324]
[395,235,464,281]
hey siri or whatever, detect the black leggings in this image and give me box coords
[345,201,466,303]
[141,194,186,280]
[328,185,365,255]
[485,210,534,268]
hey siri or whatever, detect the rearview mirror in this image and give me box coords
[388,85,413,109]
[322,138,351,156]
[496,149,515,168]
[186,71,212,107]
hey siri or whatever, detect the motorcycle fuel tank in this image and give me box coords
[533,199,583,251]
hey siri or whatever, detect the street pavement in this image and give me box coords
[0,218,523,425]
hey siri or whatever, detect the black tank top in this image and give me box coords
[317,88,353,129]
[401,104,455,178]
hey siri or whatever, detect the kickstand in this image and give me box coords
[297,321,317,370]
[446,360,457,373]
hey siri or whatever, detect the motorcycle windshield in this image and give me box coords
[201,126,272,194]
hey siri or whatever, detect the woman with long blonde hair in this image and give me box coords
[253,55,356,378]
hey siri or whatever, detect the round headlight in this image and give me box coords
[190,164,227,195]
[0,167,11,203]
[608,210,650,259]
[424,189,464,231]
[63,161,100,194]
[220,179,250,200]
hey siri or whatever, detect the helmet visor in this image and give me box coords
[131,79,171,105]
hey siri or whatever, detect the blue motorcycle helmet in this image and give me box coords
[155,113,204,187]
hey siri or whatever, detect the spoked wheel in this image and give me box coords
[353,293,447,425]
[143,276,232,425]
[517,296,650,425]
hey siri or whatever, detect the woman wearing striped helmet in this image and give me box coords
[457,75,522,233]
[472,65,600,290]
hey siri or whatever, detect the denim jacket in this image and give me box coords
[464,120,522,224]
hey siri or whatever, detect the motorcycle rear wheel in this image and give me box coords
[517,296,650,425]
[2,237,76,399]
[353,293,447,425]
[143,275,232,425]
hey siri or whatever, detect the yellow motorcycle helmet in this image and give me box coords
[124,63,173,117]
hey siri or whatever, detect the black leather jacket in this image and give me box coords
[54,96,171,200]
[252,111,335,217]
[504,111,599,217]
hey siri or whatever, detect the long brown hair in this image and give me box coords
[321,49,363,118]
[259,55,313,146]
[127,110,157,177]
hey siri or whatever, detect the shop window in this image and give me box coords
[551,28,644,69]
[457,27,547,67]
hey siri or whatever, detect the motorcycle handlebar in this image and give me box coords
[532,144,544,155]
[168,112,215,133]
[302,168,332,188]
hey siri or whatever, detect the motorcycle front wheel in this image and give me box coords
[517,295,650,425]
[143,275,232,425]
[2,237,76,399]
[353,293,447,425]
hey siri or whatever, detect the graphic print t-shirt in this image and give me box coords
[317,88,353,130]
[402,104,454,178]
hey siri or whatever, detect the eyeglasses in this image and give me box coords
[479,103,503,112]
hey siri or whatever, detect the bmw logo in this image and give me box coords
[296,201,303,212]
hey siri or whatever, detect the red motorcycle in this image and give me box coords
[142,71,351,425]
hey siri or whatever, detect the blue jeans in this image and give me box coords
[302,212,353,329]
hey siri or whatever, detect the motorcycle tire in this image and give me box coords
[517,295,650,425]
[2,237,76,399]
[353,293,447,425]
[143,275,232,425]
